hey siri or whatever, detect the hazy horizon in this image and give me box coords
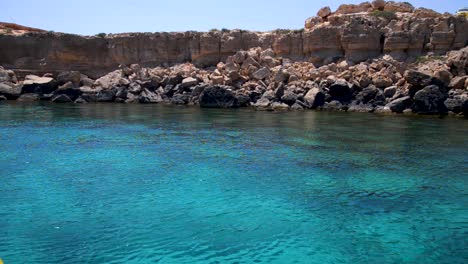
[2,0,465,35]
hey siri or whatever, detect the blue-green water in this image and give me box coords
[0,103,467,264]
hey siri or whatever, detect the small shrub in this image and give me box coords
[96,33,107,38]
[221,28,230,33]
[5,28,13,34]
[370,10,397,20]
[209,28,219,32]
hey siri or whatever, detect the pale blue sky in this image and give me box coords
[1,0,465,35]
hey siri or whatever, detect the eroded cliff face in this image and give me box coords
[0,1,467,78]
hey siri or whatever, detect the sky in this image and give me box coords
[1,0,465,35]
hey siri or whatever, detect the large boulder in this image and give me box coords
[57,71,81,86]
[304,87,325,108]
[328,80,352,102]
[0,82,22,99]
[412,85,448,114]
[17,93,40,102]
[252,67,271,80]
[199,86,239,108]
[0,68,17,83]
[317,6,331,18]
[22,75,57,94]
[404,70,446,97]
[387,96,411,113]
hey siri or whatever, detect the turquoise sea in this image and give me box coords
[0,103,467,264]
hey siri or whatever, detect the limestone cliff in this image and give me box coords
[0,1,467,78]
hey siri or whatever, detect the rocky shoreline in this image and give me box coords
[0,1,467,117]
[1,45,467,117]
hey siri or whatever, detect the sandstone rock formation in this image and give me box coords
[0,1,466,78]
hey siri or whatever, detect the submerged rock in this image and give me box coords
[199,86,239,108]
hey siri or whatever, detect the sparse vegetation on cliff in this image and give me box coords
[96,33,107,38]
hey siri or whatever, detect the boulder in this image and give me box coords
[412,85,448,114]
[139,88,163,103]
[0,95,7,101]
[281,92,298,106]
[180,77,199,88]
[171,94,190,105]
[0,82,22,99]
[328,80,352,102]
[252,67,271,80]
[199,86,239,108]
[348,103,374,113]
[404,70,446,96]
[271,102,290,110]
[387,96,411,113]
[0,68,17,83]
[322,100,347,111]
[317,6,332,18]
[96,89,116,102]
[383,86,397,98]
[449,76,468,90]
[22,75,57,94]
[444,97,467,114]
[253,97,271,109]
[304,87,325,108]
[57,71,81,85]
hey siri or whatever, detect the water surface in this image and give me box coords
[0,103,467,263]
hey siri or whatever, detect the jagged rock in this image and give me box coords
[384,2,414,13]
[412,85,448,114]
[304,87,325,108]
[404,70,446,96]
[139,88,162,103]
[96,89,116,102]
[17,93,40,102]
[199,86,239,108]
[449,76,468,90]
[317,6,331,18]
[387,96,411,113]
[180,77,199,88]
[252,67,271,80]
[291,102,304,110]
[0,82,22,99]
[371,0,385,10]
[356,86,385,105]
[384,86,397,98]
[52,94,73,103]
[171,94,190,105]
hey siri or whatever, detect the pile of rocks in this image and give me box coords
[1,46,467,116]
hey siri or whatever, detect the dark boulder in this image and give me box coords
[412,85,448,114]
[22,75,58,94]
[281,92,298,106]
[356,85,385,105]
[199,86,239,108]
[444,97,467,114]
[236,94,251,107]
[96,89,116,102]
[0,95,7,101]
[387,96,411,113]
[404,70,446,97]
[171,94,190,105]
[139,88,163,104]
[328,80,352,102]
[53,82,82,100]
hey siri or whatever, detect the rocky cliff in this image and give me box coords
[1,1,467,78]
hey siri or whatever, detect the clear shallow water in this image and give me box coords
[0,103,467,264]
